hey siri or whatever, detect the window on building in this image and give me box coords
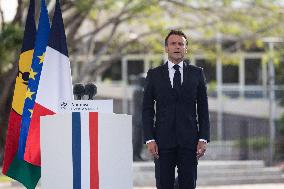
[222,64,239,83]
[275,58,284,100]
[275,59,284,85]
[127,60,144,83]
[195,59,216,83]
[102,60,122,81]
[245,58,262,85]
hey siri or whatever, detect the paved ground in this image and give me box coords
[1,183,284,189]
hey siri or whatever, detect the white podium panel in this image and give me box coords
[40,112,132,189]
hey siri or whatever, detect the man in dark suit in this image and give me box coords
[142,30,210,189]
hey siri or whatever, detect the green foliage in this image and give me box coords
[68,0,284,71]
[178,1,284,66]
[143,35,164,54]
[236,137,269,152]
[221,54,240,65]
[74,0,94,12]
[262,48,283,67]
[219,23,242,36]
[208,81,217,93]
[0,23,23,73]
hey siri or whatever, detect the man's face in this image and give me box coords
[165,34,187,64]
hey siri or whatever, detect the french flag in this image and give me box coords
[23,0,73,166]
[40,112,132,189]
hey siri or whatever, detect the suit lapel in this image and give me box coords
[182,62,190,88]
[161,62,173,91]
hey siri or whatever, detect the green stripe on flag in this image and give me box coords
[6,155,40,189]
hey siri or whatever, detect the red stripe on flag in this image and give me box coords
[89,112,99,189]
[24,102,55,166]
[2,111,21,174]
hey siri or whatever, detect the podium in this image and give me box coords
[40,112,132,189]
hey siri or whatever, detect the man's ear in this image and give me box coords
[165,46,169,53]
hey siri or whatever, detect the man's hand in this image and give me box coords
[196,141,207,159]
[147,141,159,159]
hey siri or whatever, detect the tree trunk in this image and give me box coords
[0,65,18,154]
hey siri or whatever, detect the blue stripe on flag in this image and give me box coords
[72,112,81,189]
[48,0,68,57]
[21,0,36,52]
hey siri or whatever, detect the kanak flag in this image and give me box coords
[19,0,73,166]
[18,0,50,162]
[2,0,41,188]
[41,112,132,189]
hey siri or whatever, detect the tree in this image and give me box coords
[0,0,167,157]
[1,0,284,157]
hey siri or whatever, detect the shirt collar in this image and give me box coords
[167,60,183,70]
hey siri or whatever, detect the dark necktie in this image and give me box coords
[173,64,181,90]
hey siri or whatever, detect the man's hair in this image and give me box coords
[165,30,188,46]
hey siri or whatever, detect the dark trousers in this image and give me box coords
[154,146,197,189]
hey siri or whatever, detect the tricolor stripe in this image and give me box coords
[41,112,132,189]
[89,112,99,189]
[74,112,99,189]
[81,113,90,189]
[72,112,81,189]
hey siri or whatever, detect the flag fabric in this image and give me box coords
[18,0,51,161]
[23,0,73,166]
[1,0,41,188]
[40,112,132,189]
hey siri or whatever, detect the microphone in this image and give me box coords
[73,83,85,100]
[85,83,97,100]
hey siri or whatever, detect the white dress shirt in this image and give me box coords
[146,60,207,144]
[168,60,184,88]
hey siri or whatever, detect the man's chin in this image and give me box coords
[170,56,183,63]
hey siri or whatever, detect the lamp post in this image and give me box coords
[216,32,223,141]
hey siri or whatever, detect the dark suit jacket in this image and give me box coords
[142,62,210,150]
